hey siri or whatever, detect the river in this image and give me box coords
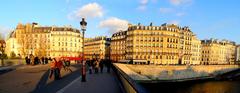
[140,80,240,93]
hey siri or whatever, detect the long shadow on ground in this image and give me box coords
[31,64,81,93]
[0,64,24,75]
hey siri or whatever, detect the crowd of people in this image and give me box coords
[25,54,50,65]
[25,55,112,81]
[49,57,72,80]
[86,59,111,74]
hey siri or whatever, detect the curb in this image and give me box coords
[0,66,13,71]
[0,66,15,74]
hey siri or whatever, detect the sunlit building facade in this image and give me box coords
[111,23,196,65]
[201,39,236,65]
[84,36,111,60]
[5,31,21,57]
[235,45,240,64]
[190,35,201,65]
[111,31,127,62]
[6,23,83,58]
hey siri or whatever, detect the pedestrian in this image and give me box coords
[63,58,72,72]
[27,56,31,65]
[37,57,40,64]
[49,57,52,61]
[34,57,37,65]
[25,56,29,65]
[41,57,45,64]
[94,60,99,74]
[56,58,63,79]
[87,60,92,74]
[49,58,57,80]
[106,59,111,73]
[99,59,104,73]
[45,57,48,64]
[30,55,34,65]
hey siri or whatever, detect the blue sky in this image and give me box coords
[0,0,239,44]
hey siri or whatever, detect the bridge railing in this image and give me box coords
[112,63,148,93]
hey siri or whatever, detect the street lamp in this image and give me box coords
[80,18,87,82]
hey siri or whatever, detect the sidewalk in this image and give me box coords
[57,68,123,93]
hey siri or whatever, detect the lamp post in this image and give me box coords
[80,18,87,82]
[0,42,6,66]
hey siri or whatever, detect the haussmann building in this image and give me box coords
[110,23,202,65]
[84,36,111,60]
[5,22,83,58]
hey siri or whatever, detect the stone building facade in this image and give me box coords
[236,45,240,64]
[201,39,236,65]
[84,36,111,60]
[6,23,83,58]
[111,23,197,65]
[190,35,201,65]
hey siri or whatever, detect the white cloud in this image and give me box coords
[168,20,180,25]
[140,0,148,5]
[65,0,70,3]
[169,0,192,6]
[68,2,103,20]
[137,0,149,11]
[137,5,147,11]
[159,8,173,14]
[99,17,129,34]
[0,26,12,39]
[176,12,185,16]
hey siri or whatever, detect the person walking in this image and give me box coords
[45,57,49,64]
[99,59,104,73]
[56,58,63,79]
[25,56,29,65]
[49,58,57,80]
[106,59,111,73]
[27,56,31,65]
[37,57,40,64]
[34,57,37,65]
[41,57,45,64]
[30,55,34,65]
[94,60,99,74]
[63,59,72,72]
[87,60,92,74]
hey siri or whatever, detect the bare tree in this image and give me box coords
[0,33,6,66]
[35,34,47,57]
[17,34,29,58]
[0,33,4,40]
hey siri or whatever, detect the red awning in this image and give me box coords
[60,57,86,61]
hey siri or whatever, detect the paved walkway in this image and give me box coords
[57,68,123,93]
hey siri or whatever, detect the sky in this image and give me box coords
[0,0,239,44]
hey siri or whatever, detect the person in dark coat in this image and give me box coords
[106,59,111,73]
[99,59,104,73]
[35,56,40,65]
[87,60,92,74]
[34,57,38,65]
[49,57,52,61]
[25,56,29,65]
[45,57,49,64]
[41,57,45,64]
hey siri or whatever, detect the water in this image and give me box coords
[141,80,240,93]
